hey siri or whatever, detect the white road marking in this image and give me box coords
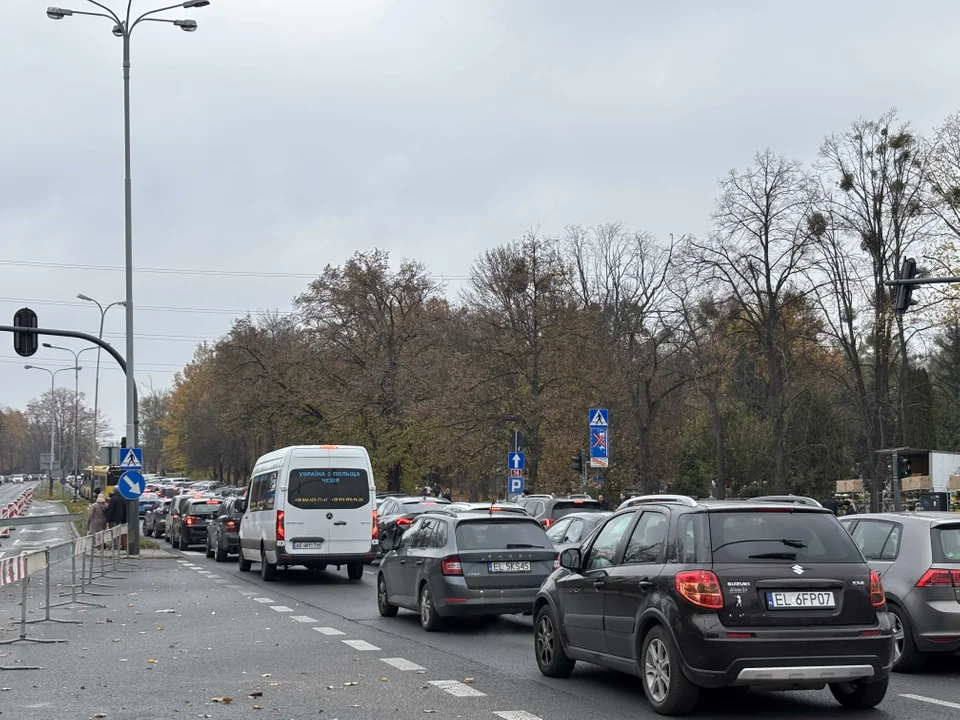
[290,616,318,624]
[314,627,345,636]
[180,551,204,556]
[429,680,486,698]
[252,597,275,603]
[270,605,294,613]
[363,569,376,575]
[901,694,960,710]
[214,579,229,584]
[224,584,242,589]
[206,574,221,578]
[240,591,258,596]
[176,560,189,564]
[196,571,213,575]
[342,639,380,651]
[494,713,543,720]
[381,657,425,671]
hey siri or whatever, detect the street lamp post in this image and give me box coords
[25,364,82,494]
[48,0,211,554]
[42,344,86,482]
[77,295,125,466]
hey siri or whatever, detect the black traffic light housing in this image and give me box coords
[13,307,38,357]
[894,258,918,314]
[570,450,584,474]
[897,456,911,479]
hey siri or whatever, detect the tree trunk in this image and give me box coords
[386,461,402,493]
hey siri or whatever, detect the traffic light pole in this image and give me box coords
[891,451,901,512]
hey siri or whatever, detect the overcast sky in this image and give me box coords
[2,0,960,442]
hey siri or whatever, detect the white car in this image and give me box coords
[238,445,378,582]
[12,475,25,484]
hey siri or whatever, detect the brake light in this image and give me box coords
[916,569,960,587]
[396,517,412,527]
[869,570,885,608]
[319,445,339,449]
[675,570,724,609]
[573,500,583,504]
[441,556,463,576]
[553,554,560,570]
[542,518,554,529]
[276,510,285,541]
[372,509,379,540]
[184,517,195,526]
[206,500,219,504]
[226,520,236,530]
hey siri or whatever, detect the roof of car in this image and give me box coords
[554,511,611,521]
[616,494,833,513]
[842,511,960,526]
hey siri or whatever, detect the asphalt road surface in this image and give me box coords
[2,530,958,719]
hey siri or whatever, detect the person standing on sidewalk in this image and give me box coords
[107,488,127,548]
[88,493,108,536]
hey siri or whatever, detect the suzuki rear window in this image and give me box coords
[708,510,862,563]
[287,468,370,510]
[933,525,960,562]
[455,520,551,550]
[552,500,603,518]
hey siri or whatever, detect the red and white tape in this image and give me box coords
[0,554,27,587]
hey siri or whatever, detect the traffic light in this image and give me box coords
[569,450,584,474]
[897,456,911,478]
[13,307,38,357]
[894,258,918,315]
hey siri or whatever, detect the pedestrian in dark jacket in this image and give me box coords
[107,489,126,526]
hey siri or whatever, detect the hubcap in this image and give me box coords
[536,615,555,667]
[892,612,905,663]
[420,588,431,625]
[379,578,387,608]
[644,638,671,704]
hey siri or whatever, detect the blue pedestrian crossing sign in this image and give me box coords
[119,447,143,470]
[117,470,145,499]
[508,476,525,495]
[588,409,608,427]
[589,408,609,468]
[508,452,525,471]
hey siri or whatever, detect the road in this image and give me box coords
[0,482,67,561]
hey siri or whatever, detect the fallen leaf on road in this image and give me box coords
[269,682,281,687]
[378,677,388,682]
[147,659,157,664]
[93,715,107,719]
[156,627,163,631]
[260,673,271,678]
[197,715,211,718]
[118,659,128,662]
[155,609,175,614]
[248,692,262,698]
[112,639,120,643]
[127,604,134,608]
[210,697,232,704]
[252,706,263,711]
[0,688,11,692]
[423,711,437,714]
[326,686,335,690]
[463,678,474,683]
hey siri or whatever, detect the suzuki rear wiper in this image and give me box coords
[747,552,798,560]
[713,538,808,552]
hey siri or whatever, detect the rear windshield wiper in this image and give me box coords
[747,552,798,560]
[505,543,541,548]
[713,538,808,552]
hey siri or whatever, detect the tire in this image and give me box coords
[829,676,889,709]
[640,625,699,716]
[260,548,277,582]
[418,583,443,632]
[205,536,214,559]
[214,538,227,563]
[534,604,575,678]
[178,533,188,551]
[377,574,398,617]
[888,605,926,673]
[238,550,252,572]
[347,563,364,581]
[144,524,153,538]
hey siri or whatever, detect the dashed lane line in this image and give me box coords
[429,680,486,698]
[206,574,221,578]
[240,592,258,596]
[290,616,318,624]
[224,584,242,589]
[494,713,543,720]
[342,639,380,651]
[901,694,960,710]
[270,605,294,613]
[252,597,276,604]
[381,657,425,671]
[314,627,345,636]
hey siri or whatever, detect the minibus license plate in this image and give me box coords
[766,591,836,609]
[489,561,531,573]
[293,542,323,550]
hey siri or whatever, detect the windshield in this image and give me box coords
[455,520,551,550]
[401,499,450,514]
[552,500,603,518]
[708,510,862,563]
[287,468,370,510]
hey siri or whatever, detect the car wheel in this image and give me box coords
[534,605,575,678]
[144,524,153,538]
[178,533,188,551]
[640,625,699,716]
[205,536,214,559]
[214,538,227,563]
[829,676,889,709]
[377,574,398,617]
[419,583,442,632]
[260,548,277,582]
[888,605,926,673]
[238,550,252,572]
[347,563,363,581]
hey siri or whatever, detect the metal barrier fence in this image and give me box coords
[0,487,34,538]
[0,523,131,669]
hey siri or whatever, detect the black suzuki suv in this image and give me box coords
[533,495,893,716]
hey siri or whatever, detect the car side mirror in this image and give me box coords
[559,548,581,570]
[381,533,395,552]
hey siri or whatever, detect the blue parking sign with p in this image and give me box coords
[508,476,525,495]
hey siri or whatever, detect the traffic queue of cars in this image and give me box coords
[154,445,959,716]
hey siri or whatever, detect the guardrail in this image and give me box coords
[0,523,130,665]
[0,487,34,538]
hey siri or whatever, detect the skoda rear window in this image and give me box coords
[708,510,862,563]
[288,468,370,510]
[552,500,603,518]
[933,525,960,562]
[456,520,551,550]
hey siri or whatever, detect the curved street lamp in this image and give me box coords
[25,363,82,494]
[77,295,125,466]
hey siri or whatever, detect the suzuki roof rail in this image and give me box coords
[618,494,698,510]
[751,495,823,507]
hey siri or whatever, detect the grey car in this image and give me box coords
[377,510,556,631]
[544,511,610,554]
[840,512,960,672]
